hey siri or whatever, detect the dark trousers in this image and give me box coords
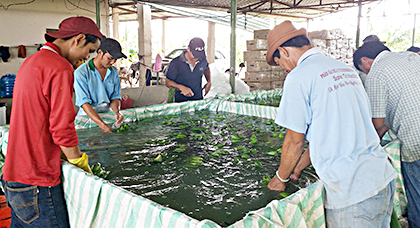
[402,160,420,228]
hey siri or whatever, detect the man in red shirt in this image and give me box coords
[1,16,103,227]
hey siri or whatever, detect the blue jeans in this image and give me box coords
[1,177,69,228]
[402,160,420,228]
[325,180,395,228]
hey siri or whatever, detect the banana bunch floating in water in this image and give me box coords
[90,162,110,179]
[116,123,136,133]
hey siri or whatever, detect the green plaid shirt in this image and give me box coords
[366,51,420,162]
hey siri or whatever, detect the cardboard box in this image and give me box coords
[246,60,271,72]
[243,50,267,61]
[244,71,273,82]
[271,80,284,89]
[246,39,268,50]
[253,29,271,39]
[311,39,327,49]
[244,81,272,91]
[270,73,286,81]
[271,68,287,79]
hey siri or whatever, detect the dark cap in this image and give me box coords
[45,16,104,42]
[98,38,127,59]
[363,35,386,44]
[188,37,206,60]
[407,46,420,53]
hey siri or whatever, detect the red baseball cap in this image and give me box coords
[45,16,104,42]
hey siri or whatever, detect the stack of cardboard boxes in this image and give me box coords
[242,28,354,92]
[243,29,287,92]
[308,29,354,66]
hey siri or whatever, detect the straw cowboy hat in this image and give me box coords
[266,20,307,66]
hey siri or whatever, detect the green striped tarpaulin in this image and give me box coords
[0,88,406,227]
[382,131,408,218]
[227,181,326,228]
[62,163,221,228]
[75,97,279,130]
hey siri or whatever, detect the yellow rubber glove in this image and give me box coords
[67,152,93,174]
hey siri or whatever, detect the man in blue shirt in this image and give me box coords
[165,37,211,102]
[265,21,396,227]
[74,38,126,132]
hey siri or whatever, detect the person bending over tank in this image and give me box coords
[266,20,396,227]
[354,41,420,228]
[74,38,126,133]
[2,16,103,227]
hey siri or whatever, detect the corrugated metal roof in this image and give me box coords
[110,0,380,19]
[152,3,272,31]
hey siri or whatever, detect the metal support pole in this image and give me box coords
[96,0,101,29]
[230,0,237,93]
[355,0,362,48]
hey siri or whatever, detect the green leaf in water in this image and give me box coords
[210,152,220,157]
[267,151,277,156]
[153,154,163,162]
[232,134,243,140]
[279,133,284,140]
[176,133,187,139]
[263,175,271,182]
[279,192,290,198]
[242,154,250,159]
[141,118,154,123]
[192,127,206,131]
[233,156,239,164]
[231,139,241,143]
[237,146,247,153]
[179,125,188,129]
[249,134,257,144]
[264,120,275,125]
[174,147,186,152]
[254,161,261,167]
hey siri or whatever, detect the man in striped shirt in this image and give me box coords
[354,41,420,228]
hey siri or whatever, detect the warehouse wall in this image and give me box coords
[0,0,110,77]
